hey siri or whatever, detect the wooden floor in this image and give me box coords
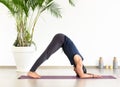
[0,67,120,87]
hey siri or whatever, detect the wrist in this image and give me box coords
[91,74,94,78]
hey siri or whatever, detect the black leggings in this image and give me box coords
[30,33,84,72]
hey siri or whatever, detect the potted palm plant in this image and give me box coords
[0,0,75,72]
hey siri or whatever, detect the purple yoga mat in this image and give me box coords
[18,75,116,79]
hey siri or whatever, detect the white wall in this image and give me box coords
[0,0,120,66]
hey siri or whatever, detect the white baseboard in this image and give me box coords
[0,66,120,69]
[0,66,119,69]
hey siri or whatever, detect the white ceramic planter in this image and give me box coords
[12,46,36,72]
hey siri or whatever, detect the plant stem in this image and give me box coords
[30,8,42,43]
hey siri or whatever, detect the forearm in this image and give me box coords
[80,73,93,78]
[75,66,91,78]
[75,66,101,78]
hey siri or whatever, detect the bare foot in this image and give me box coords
[27,72,40,78]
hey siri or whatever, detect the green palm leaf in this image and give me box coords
[46,2,62,18]
[0,0,76,47]
[0,0,16,15]
[12,0,29,16]
[69,0,75,6]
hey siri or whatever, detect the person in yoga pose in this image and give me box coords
[27,33,101,78]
